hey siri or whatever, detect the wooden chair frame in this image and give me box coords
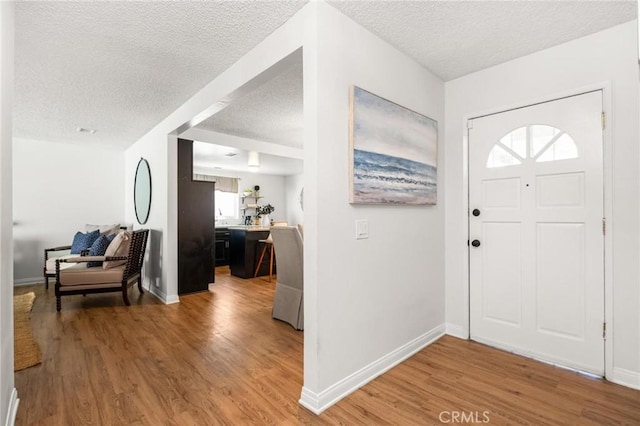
[44,245,71,289]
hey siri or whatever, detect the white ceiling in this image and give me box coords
[191,52,304,176]
[14,0,307,148]
[14,1,636,175]
[329,1,636,82]
[197,56,303,150]
[192,141,303,177]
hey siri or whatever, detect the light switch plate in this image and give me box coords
[355,219,369,239]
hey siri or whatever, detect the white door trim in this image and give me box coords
[461,81,614,380]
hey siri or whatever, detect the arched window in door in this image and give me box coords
[486,125,579,168]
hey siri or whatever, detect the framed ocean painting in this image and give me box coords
[349,86,438,205]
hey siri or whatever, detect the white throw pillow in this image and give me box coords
[103,231,131,269]
[85,224,121,236]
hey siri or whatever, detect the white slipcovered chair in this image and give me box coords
[269,226,303,330]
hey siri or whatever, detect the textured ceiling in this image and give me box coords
[14,0,307,148]
[197,54,303,149]
[329,1,636,81]
[14,0,637,155]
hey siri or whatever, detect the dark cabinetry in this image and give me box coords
[214,228,230,266]
[229,228,270,278]
[177,139,214,295]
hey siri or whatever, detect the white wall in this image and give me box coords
[284,173,303,226]
[124,133,171,302]
[445,21,640,388]
[235,172,286,223]
[301,3,446,410]
[0,2,16,424]
[12,138,125,283]
[193,167,288,223]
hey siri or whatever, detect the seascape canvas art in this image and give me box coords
[349,86,438,205]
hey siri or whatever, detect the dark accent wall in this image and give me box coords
[177,138,214,294]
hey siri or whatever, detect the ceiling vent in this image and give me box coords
[75,126,97,134]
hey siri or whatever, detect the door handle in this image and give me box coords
[471,239,481,247]
[472,209,481,217]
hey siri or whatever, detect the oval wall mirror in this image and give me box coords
[134,158,152,225]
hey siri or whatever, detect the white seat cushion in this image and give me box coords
[45,254,79,274]
[58,264,125,287]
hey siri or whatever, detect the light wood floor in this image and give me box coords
[14,268,640,425]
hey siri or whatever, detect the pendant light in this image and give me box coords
[248,151,260,169]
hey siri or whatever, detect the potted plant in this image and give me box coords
[256,204,275,227]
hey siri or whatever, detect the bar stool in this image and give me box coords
[254,222,287,282]
[254,234,274,282]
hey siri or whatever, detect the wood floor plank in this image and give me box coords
[14,267,640,425]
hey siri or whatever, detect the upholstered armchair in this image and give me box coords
[43,224,129,289]
[270,226,303,330]
[54,229,149,311]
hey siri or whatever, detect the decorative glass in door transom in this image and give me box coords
[487,125,579,169]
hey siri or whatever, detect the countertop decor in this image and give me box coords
[255,204,275,218]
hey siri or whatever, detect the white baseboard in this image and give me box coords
[609,367,640,390]
[299,387,321,414]
[472,335,604,377]
[165,294,179,304]
[13,277,42,286]
[147,284,179,305]
[299,323,446,415]
[446,323,468,339]
[5,388,19,426]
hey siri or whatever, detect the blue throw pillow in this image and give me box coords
[87,233,116,267]
[70,230,100,254]
[70,232,84,254]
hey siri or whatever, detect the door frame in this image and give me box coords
[461,81,613,379]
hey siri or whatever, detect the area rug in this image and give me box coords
[14,292,42,371]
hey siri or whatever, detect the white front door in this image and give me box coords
[469,91,604,375]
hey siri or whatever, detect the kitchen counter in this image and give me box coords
[229,227,272,278]
[228,225,271,232]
